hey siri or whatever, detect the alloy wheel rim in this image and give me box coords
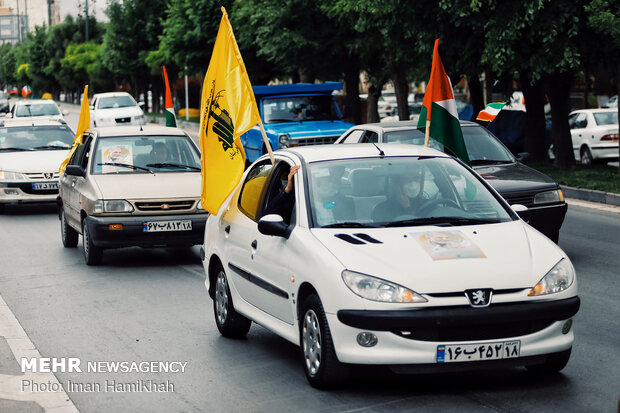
[83,224,89,255]
[61,212,66,240]
[215,271,228,325]
[302,309,322,376]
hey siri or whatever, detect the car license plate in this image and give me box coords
[32,182,59,190]
[143,220,192,232]
[436,340,520,363]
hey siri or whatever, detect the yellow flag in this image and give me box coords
[200,7,261,215]
[59,85,91,173]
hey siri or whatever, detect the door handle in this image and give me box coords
[251,240,257,249]
[71,179,76,187]
[224,225,230,234]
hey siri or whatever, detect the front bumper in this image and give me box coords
[517,202,567,237]
[329,297,579,365]
[85,213,207,248]
[0,181,59,204]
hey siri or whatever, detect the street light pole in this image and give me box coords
[184,66,189,121]
[84,0,89,42]
[15,0,21,42]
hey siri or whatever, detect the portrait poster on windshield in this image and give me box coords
[413,230,486,260]
[102,145,133,173]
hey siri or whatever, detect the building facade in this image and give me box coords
[0,0,60,45]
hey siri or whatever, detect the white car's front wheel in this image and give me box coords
[213,266,251,338]
[300,294,347,388]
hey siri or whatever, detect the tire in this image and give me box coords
[300,294,348,389]
[213,266,251,338]
[580,147,593,166]
[82,218,103,265]
[526,348,571,374]
[61,209,79,248]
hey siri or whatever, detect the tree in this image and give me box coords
[0,44,17,87]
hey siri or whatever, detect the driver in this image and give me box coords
[372,167,425,222]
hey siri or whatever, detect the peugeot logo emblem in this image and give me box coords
[161,204,170,210]
[465,289,493,308]
[44,173,53,179]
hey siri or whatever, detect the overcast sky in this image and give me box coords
[57,0,109,22]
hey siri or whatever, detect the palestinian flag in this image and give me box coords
[163,65,177,127]
[477,102,505,122]
[417,39,470,165]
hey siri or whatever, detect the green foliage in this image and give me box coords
[0,44,17,86]
[16,64,31,84]
[531,162,620,193]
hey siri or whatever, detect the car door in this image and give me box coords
[570,112,587,154]
[223,159,296,325]
[61,134,94,230]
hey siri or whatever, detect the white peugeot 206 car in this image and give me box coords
[201,144,579,388]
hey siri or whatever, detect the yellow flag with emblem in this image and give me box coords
[59,85,90,173]
[200,7,261,215]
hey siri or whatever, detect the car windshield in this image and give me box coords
[262,95,341,123]
[92,134,201,174]
[15,103,60,117]
[307,156,513,228]
[593,112,618,126]
[383,126,514,164]
[98,96,137,109]
[0,125,74,151]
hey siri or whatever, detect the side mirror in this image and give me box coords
[138,102,145,108]
[89,105,94,110]
[5,113,12,118]
[511,203,530,222]
[516,152,531,163]
[65,165,86,178]
[62,110,68,116]
[258,214,290,238]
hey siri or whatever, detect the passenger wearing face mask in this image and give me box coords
[311,168,355,227]
[263,165,300,224]
[372,169,425,222]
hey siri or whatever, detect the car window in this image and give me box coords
[461,127,514,163]
[262,95,341,123]
[0,125,74,150]
[593,112,618,126]
[238,162,274,220]
[91,134,200,174]
[360,131,379,143]
[307,157,513,228]
[340,129,364,144]
[69,134,93,168]
[15,103,60,117]
[97,96,137,109]
[384,129,443,150]
[568,113,578,129]
[574,113,587,128]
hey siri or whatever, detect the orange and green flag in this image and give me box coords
[417,39,470,165]
[199,7,261,215]
[162,65,177,127]
[59,85,90,173]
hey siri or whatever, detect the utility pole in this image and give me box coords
[84,0,89,42]
[16,0,21,42]
[184,66,189,120]
[47,0,51,28]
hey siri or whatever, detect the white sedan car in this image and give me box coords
[202,144,579,388]
[7,99,66,122]
[568,109,618,165]
[89,92,145,127]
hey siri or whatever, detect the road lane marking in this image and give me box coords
[0,294,79,413]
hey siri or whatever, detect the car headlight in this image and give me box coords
[196,200,204,210]
[278,133,290,149]
[93,199,134,213]
[528,258,575,296]
[0,170,28,180]
[533,189,564,204]
[342,270,428,303]
[134,114,146,123]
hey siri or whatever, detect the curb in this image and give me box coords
[562,186,620,207]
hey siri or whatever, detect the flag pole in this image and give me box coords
[424,119,430,147]
[258,122,275,164]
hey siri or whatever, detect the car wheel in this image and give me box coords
[61,209,78,248]
[82,219,103,265]
[580,147,593,166]
[526,348,571,374]
[213,266,251,338]
[300,294,348,389]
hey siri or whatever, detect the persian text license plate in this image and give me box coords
[436,340,521,363]
[32,182,59,190]
[143,220,192,232]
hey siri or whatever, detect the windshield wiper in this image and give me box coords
[145,162,200,171]
[0,147,32,151]
[33,145,71,150]
[385,216,501,227]
[321,222,382,228]
[470,159,513,165]
[97,162,153,174]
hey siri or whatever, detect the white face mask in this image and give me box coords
[402,181,420,198]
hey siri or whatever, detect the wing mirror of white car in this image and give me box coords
[511,204,528,213]
[62,110,68,116]
[65,165,86,178]
[89,105,94,110]
[258,214,291,239]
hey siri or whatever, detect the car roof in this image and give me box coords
[90,125,188,137]
[281,143,449,163]
[93,92,133,98]
[571,108,617,114]
[350,120,478,131]
[13,99,58,105]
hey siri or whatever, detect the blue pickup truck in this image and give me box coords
[241,82,355,163]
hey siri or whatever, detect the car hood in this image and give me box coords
[311,221,563,293]
[0,150,69,173]
[91,172,201,199]
[473,162,558,193]
[92,107,143,118]
[264,120,354,138]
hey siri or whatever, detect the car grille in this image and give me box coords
[134,200,195,211]
[502,192,535,207]
[24,172,60,180]
[115,117,131,124]
[295,135,340,146]
[392,319,554,342]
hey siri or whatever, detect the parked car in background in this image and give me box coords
[602,95,617,109]
[202,144,579,388]
[7,99,65,121]
[89,92,145,127]
[567,109,618,165]
[380,103,423,123]
[335,121,567,242]
[0,119,74,212]
[0,95,9,113]
[377,91,397,118]
[58,125,206,265]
